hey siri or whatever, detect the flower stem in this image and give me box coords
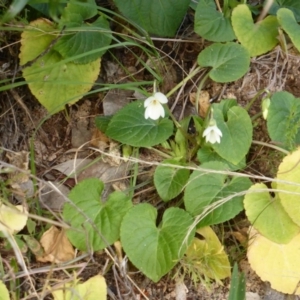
[166,66,202,98]
[245,89,270,112]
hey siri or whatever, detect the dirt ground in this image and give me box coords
[2,11,300,300]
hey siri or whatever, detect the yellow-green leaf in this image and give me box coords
[52,274,107,300]
[19,18,100,114]
[232,4,279,57]
[277,148,300,227]
[0,280,10,300]
[185,226,231,282]
[244,183,299,244]
[0,202,28,235]
[248,228,300,294]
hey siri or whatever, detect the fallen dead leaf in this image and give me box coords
[37,226,74,263]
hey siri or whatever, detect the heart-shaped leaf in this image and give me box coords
[114,0,190,37]
[277,149,300,227]
[197,147,246,171]
[211,104,252,164]
[184,162,251,226]
[54,16,112,64]
[120,203,195,282]
[154,159,190,202]
[63,178,132,251]
[19,19,100,114]
[277,8,300,53]
[232,4,279,57]
[267,91,300,150]
[106,101,174,147]
[194,0,235,42]
[270,0,300,22]
[197,42,250,83]
[244,183,299,244]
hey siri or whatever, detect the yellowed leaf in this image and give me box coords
[52,274,107,300]
[277,148,300,227]
[37,226,74,263]
[0,202,28,235]
[248,228,300,294]
[185,226,231,282]
[0,280,10,300]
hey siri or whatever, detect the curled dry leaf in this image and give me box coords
[189,90,210,118]
[37,226,75,263]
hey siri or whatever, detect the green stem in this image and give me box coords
[245,89,269,112]
[164,66,204,147]
[252,140,289,155]
[166,66,202,98]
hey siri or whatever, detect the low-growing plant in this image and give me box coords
[2,0,300,298]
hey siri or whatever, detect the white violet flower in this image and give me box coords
[144,92,168,120]
[203,121,223,144]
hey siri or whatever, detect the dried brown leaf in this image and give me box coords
[37,226,74,263]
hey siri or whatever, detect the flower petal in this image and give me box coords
[144,107,150,119]
[203,124,222,144]
[154,92,168,104]
[214,126,223,137]
[144,96,155,107]
[148,102,162,120]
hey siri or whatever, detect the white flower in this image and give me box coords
[203,123,223,144]
[144,92,168,120]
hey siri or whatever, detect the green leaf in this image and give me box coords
[54,16,112,64]
[270,0,300,22]
[228,263,246,300]
[184,162,251,226]
[194,0,235,42]
[19,19,100,114]
[120,204,195,282]
[232,4,279,57]
[244,183,299,244]
[197,147,246,171]
[277,8,300,53]
[267,91,300,150]
[106,101,174,147]
[197,42,250,83]
[113,0,190,36]
[154,159,190,202]
[28,2,66,19]
[59,0,98,25]
[63,178,132,251]
[277,149,300,227]
[211,104,252,164]
[95,115,112,133]
[0,280,9,300]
